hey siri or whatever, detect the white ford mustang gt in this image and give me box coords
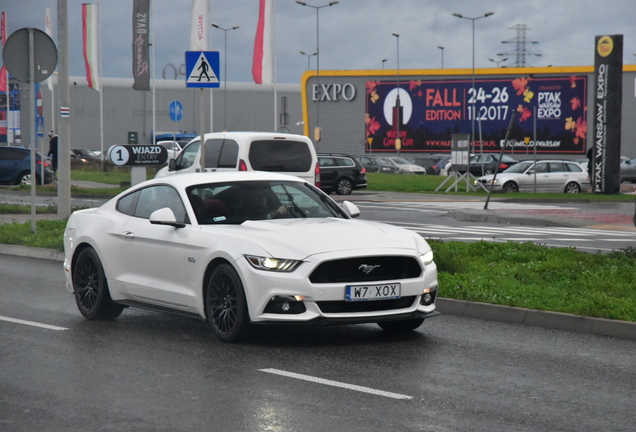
[64,171,439,342]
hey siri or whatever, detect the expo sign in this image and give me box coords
[312,82,356,101]
[537,91,562,119]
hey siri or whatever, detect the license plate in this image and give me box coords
[345,283,401,301]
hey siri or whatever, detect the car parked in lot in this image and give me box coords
[317,153,367,195]
[357,155,425,174]
[355,155,400,173]
[155,132,320,186]
[63,171,439,342]
[474,160,589,193]
[449,153,518,177]
[408,154,450,175]
[71,148,101,166]
[156,140,184,162]
[0,146,55,185]
[620,156,636,182]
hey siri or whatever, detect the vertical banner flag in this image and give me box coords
[592,34,623,194]
[190,0,207,51]
[44,7,53,91]
[0,11,6,93]
[252,0,273,84]
[82,3,100,91]
[132,0,150,91]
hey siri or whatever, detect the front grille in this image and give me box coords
[317,296,416,313]
[309,256,422,284]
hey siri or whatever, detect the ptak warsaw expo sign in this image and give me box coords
[365,76,588,154]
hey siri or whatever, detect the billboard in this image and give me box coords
[592,34,623,194]
[365,76,587,154]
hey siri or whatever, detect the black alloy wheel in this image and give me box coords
[73,247,124,320]
[377,318,424,332]
[206,263,248,343]
[336,178,354,195]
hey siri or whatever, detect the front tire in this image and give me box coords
[378,318,424,332]
[73,247,124,320]
[206,263,248,343]
[335,178,353,195]
[503,181,519,193]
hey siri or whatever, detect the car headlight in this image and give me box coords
[420,250,434,265]
[245,255,302,272]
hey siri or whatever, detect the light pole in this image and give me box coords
[393,33,401,154]
[296,1,340,144]
[300,50,317,70]
[211,22,240,131]
[489,57,508,68]
[437,46,444,68]
[452,11,494,150]
[382,58,387,69]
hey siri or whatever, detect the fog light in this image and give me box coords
[420,288,437,306]
[263,296,307,314]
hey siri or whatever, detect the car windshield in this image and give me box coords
[186,180,345,225]
[504,162,534,173]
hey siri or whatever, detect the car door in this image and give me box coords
[547,162,569,192]
[531,162,551,192]
[318,157,337,191]
[116,185,193,308]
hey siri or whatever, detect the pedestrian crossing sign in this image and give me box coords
[185,51,220,88]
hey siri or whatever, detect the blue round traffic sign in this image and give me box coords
[169,100,183,122]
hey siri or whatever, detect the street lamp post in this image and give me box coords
[489,57,508,68]
[382,58,387,69]
[437,46,444,68]
[296,1,340,145]
[392,33,401,154]
[211,22,240,132]
[300,50,317,70]
[452,11,494,151]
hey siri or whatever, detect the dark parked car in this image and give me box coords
[448,153,518,177]
[0,146,55,185]
[71,148,101,165]
[317,153,368,195]
[355,155,400,174]
[408,154,451,175]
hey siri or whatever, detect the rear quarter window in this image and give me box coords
[249,140,312,172]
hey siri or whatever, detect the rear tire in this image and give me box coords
[335,178,353,195]
[73,247,124,320]
[565,182,581,193]
[378,318,424,332]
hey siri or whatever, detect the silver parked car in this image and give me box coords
[475,160,590,193]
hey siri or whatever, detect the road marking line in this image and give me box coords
[259,368,413,400]
[0,315,70,331]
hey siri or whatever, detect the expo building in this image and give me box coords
[298,64,636,160]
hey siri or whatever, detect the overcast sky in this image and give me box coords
[2,0,635,85]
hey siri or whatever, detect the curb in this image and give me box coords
[1,244,634,341]
[436,298,636,340]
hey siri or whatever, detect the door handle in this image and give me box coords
[122,231,135,240]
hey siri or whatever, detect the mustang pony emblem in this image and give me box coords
[358,264,381,274]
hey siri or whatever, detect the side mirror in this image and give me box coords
[168,158,177,171]
[149,207,185,228]
[341,201,360,218]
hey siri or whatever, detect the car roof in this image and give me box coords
[132,171,305,190]
[195,131,312,142]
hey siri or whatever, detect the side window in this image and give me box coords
[116,190,141,216]
[174,141,200,170]
[135,185,188,223]
[565,163,582,172]
[204,139,238,169]
[548,162,564,173]
[342,158,355,167]
[534,163,548,173]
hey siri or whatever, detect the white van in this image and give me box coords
[155,132,320,186]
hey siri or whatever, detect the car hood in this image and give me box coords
[201,218,423,259]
